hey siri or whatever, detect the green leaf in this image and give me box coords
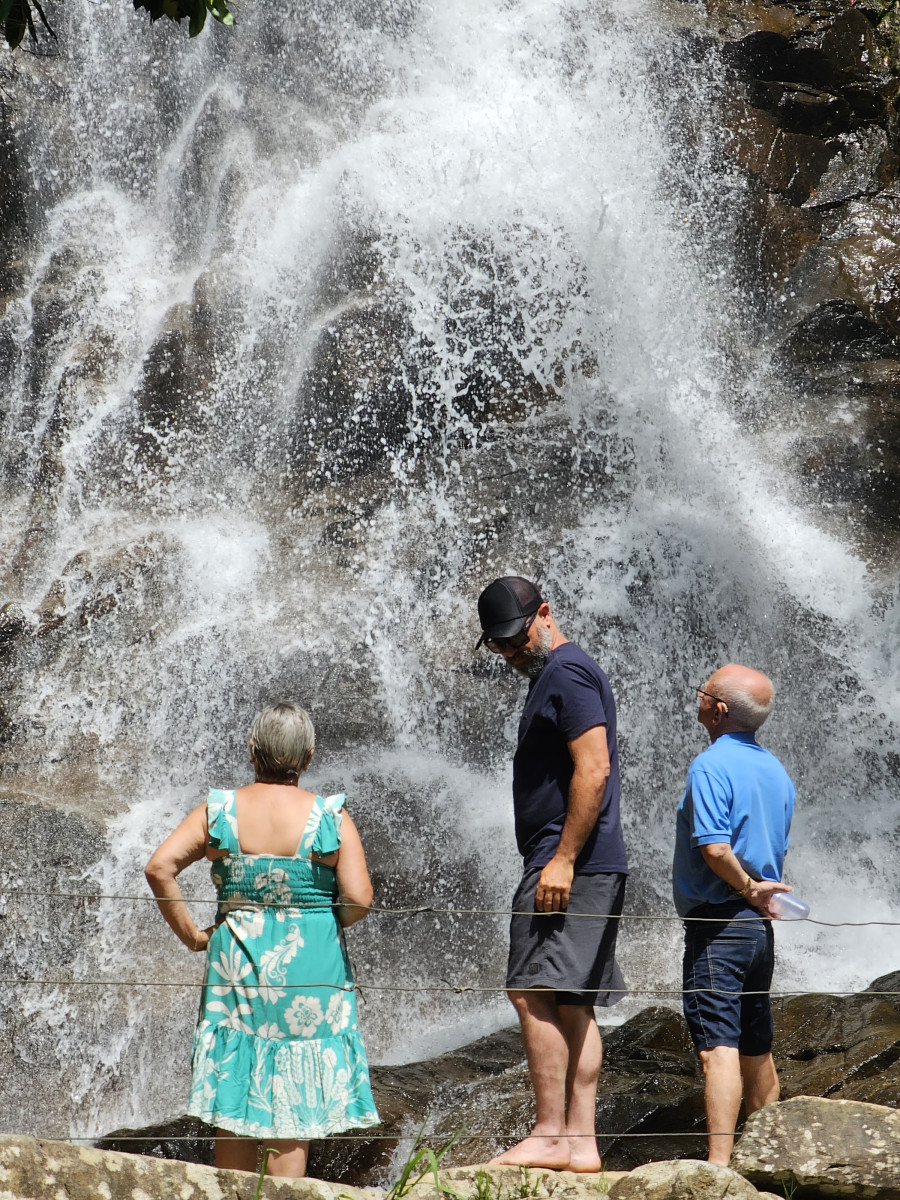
[4,0,28,48]
[132,0,165,23]
[207,0,235,27]
[187,0,206,37]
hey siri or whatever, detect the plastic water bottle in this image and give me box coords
[769,892,810,920]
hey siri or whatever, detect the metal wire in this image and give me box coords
[60,1132,724,1142]
[1,888,896,927]
[0,979,898,997]
[43,1131,717,1143]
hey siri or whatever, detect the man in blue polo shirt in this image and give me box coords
[673,664,796,1166]
[476,576,629,1172]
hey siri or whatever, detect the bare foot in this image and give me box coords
[566,1131,602,1172]
[488,1134,571,1169]
[566,1140,603,1173]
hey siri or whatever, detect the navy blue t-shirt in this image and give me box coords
[512,642,628,874]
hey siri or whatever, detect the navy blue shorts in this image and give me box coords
[682,900,774,1055]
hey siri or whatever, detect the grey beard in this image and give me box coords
[513,625,553,679]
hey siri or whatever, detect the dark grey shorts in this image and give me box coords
[506,868,627,1007]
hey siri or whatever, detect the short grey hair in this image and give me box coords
[715,678,774,732]
[249,702,315,781]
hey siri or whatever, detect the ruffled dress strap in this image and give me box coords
[207,788,240,855]
[302,793,345,857]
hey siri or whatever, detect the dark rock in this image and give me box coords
[97,1115,215,1166]
[305,1008,704,1185]
[709,0,900,539]
[732,1096,900,1199]
[0,602,27,647]
[773,970,900,1107]
[102,975,900,1186]
[723,100,837,204]
[782,299,900,362]
[288,298,418,486]
[0,798,107,1136]
[0,102,27,252]
[728,12,884,90]
[306,1027,528,1183]
[805,127,895,207]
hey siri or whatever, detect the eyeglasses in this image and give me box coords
[484,612,539,653]
[696,685,729,715]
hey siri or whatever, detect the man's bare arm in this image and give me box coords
[535,724,610,914]
[699,843,791,918]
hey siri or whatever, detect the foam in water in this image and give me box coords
[0,0,897,1142]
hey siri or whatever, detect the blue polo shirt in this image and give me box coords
[673,732,795,916]
[512,642,628,874]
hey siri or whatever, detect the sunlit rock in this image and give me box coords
[732,1096,900,1199]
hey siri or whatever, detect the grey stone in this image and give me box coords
[409,1165,629,1200]
[608,1158,762,1200]
[732,1096,900,1199]
[0,1134,381,1200]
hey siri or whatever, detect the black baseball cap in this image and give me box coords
[475,577,543,649]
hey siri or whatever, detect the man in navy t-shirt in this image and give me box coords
[476,576,629,1172]
[673,664,795,1166]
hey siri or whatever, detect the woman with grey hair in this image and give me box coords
[146,701,379,1179]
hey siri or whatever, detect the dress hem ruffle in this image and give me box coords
[185,1107,382,1140]
[189,1020,379,1139]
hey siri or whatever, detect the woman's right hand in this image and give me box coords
[192,925,216,952]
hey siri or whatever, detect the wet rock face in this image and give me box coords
[280,1010,702,1183]
[307,981,900,1183]
[101,976,900,1187]
[0,798,106,1135]
[774,969,900,1105]
[709,0,900,535]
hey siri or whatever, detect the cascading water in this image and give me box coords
[0,0,898,1145]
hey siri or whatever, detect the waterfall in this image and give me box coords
[0,0,897,1142]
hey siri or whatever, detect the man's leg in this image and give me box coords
[557,1003,602,1172]
[488,990,571,1168]
[698,1046,743,1166]
[740,1051,779,1116]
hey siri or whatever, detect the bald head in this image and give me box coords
[705,665,774,732]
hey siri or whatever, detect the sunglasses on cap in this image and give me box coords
[482,611,539,653]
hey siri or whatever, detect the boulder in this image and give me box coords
[0,1134,379,1200]
[408,1165,629,1200]
[607,1159,762,1200]
[773,970,900,1106]
[732,1095,900,1199]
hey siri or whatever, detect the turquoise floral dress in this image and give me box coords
[187,789,380,1139]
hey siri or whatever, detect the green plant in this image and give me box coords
[780,1178,799,1200]
[514,1168,543,1200]
[385,1127,464,1200]
[338,1128,465,1200]
[593,1167,611,1196]
[133,0,234,38]
[254,1147,273,1200]
[0,0,54,51]
[0,0,235,51]
[473,1168,495,1200]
